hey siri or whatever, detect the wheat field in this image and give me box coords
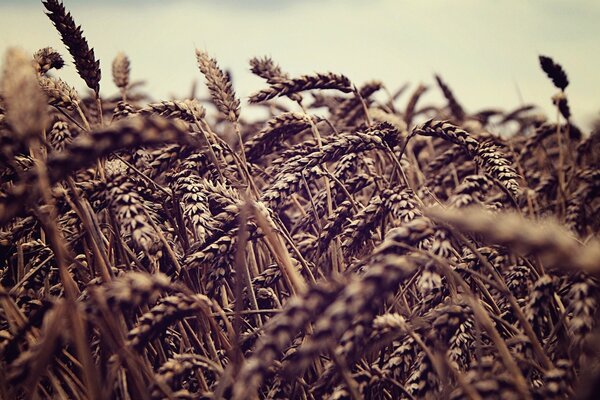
[0,1,599,399]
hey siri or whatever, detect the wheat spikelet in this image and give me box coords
[184,233,236,273]
[525,275,555,339]
[537,360,573,399]
[313,200,354,256]
[249,56,286,83]
[539,55,569,91]
[112,101,137,121]
[140,100,206,123]
[244,112,317,163]
[112,51,130,91]
[248,72,353,103]
[47,120,73,151]
[449,356,516,399]
[340,190,389,256]
[127,293,212,350]
[415,120,520,198]
[567,276,598,354]
[474,140,521,198]
[425,145,467,177]
[447,316,475,370]
[38,76,81,111]
[334,80,383,128]
[195,49,240,122]
[262,123,399,207]
[448,174,493,208]
[106,174,162,259]
[261,165,326,209]
[552,91,571,120]
[565,172,600,234]
[172,173,213,245]
[576,129,600,166]
[32,47,64,75]
[383,336,417,381]
[43,0,101,94]
[249,56,302,102]
[413,119,479,156]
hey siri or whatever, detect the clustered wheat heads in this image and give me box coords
[0,1,599,399]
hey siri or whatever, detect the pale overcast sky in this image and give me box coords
[1,0,599,128]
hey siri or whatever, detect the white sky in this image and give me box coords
[1,0,599,129]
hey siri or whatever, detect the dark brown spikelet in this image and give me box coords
[334,80,383,128]
[32,47,64,74]
[552,92,571,120]
[525,274,555,339]
[539,55,569,91]
[567,276,598,353]
[248,72,353,103]
[43,0,101,94]
[313,200,354,256]
[449,174,493,208]
[195,49,240,122]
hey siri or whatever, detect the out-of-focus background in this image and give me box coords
[1,0,599,128]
